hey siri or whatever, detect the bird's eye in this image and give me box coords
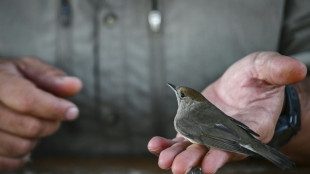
[180,92,185,98]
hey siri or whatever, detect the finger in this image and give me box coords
[0,156,25,172]
[0,74,79,120]
[148,136,176,156]
[201,148,246,174]
[15,57,82,97]
[158,141,191,169]
[171,144,207,174]
[0,131,37,158]
[175,133,187,139]
[201,148,230,174]
[0,103,61,138]
[252,52,307,85]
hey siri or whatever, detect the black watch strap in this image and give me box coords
[268,85,301,149]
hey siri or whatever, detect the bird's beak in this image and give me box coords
[168,83,181,106]
[167,83,177,93]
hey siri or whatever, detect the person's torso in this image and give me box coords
[0,0,285,156]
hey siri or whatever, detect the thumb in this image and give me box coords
[253,52,307,85]
[15,57,82,97]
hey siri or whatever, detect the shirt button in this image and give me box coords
[104,12,117,27]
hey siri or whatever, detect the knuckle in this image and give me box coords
[45,67,66,77]
[25,119,43,138]
[17,94,36,114]
[21,56,66,76]
[20,56,39,63]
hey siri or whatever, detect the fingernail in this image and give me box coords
[56,76,72,82]
[57,76,83,88]
[66,107,79,120]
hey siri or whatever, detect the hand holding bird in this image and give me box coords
[148,52,307,174]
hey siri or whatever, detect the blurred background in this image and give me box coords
[0,0,310,173]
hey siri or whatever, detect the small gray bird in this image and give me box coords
[168,83,295,170]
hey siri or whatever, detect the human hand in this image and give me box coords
[0,57,82,171]
[148,52,307,174]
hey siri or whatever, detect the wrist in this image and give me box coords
[279,72,310,162]
[268,85,301,148]
[269,65,309,148]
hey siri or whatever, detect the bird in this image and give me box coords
[167,83,295,170]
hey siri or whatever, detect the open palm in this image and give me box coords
[148,52,306,174]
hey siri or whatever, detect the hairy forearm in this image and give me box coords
[280,65,310,163]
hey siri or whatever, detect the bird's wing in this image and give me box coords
[228,117,260,137]
[199,132,255,155]
[175,108,257,155]
[176,117,254,155]
[175,115,238,142]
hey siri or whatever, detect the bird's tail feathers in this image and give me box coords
[258,143,295,170]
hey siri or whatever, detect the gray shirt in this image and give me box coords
[0,0,309,157]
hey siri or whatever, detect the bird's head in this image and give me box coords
[167,83,206,106]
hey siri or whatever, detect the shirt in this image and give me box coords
[0,0,309,157]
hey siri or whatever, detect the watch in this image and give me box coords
[268,85,301,149]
